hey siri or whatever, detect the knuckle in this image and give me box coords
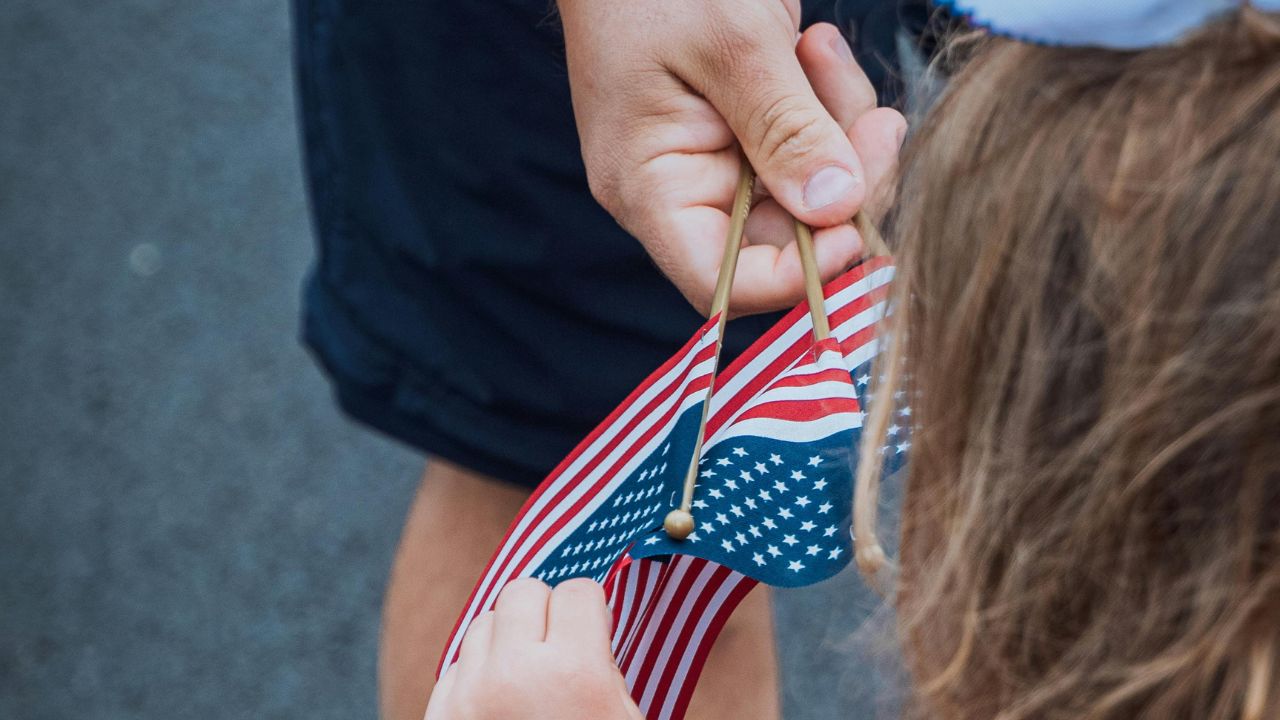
[555,577,605,600]
[748,94,826,168]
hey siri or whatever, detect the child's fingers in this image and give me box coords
[545,579,614,658]
[423,665,459,720]
[849,108,907,218]
[492,578,551,646]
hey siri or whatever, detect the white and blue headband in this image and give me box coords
[939,0,1280,49]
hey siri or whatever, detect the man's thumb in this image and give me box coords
[683,30,865,226]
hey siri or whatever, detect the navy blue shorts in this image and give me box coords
[293,0,920,487]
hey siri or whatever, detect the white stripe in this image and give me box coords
[653,573,748,720]
[636,560,719,712]
[617,560,663,661]
[622,562,685,689]
[739,378,857,407]
[716,412,863,443]
[443,329,719,667]
[610,565,638,653]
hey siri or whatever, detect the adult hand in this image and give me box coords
[424,579,643,720]
[559,2,906,316]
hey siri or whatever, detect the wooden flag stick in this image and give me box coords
[793,220,830,342]
[663,162,754,541]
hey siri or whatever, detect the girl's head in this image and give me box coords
[862,8,1280,719]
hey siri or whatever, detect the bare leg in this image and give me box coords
[379,460,779,720]
[379,460,529,720]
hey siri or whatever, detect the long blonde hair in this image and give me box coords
[856,9,1280,719]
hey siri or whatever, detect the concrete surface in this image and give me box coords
[0,1,900,717]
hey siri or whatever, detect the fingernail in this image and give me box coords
[804,166,858,210]
[829,34,855,62]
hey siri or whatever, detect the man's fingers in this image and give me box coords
[849,107,907,219]
[796,23,878,134]
[729,224,863,315]
[545,579,614,658]
[674,11,865,228]
[492,578,551,646]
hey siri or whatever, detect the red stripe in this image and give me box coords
[707,284,888,435]
[627,559,710,704]
[618,560,680,670]
[767,366,857,390]
[635,562,736,717]
[664,576,760,719]
[733,397,860,424]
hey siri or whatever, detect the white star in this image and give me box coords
[788,560,806,572]
[662,442,671,455]
[700,468,716,478]
[716,457,732,466]
[716,512,730,525]
[823,525,838,537]
[692,499,708,510]
[720,539,736,552]
[896,441,912,454]
[817,502,833,514]
[800,520,817,532]
[744,498,757,510]
[790,469,806,481]
[687,532,701,542]
[794,496,811,508]
[659,462,667,474]
[732,447,747,457]
[643,536,660,545]
[828,547,843,560]
[748,525,762,538]
[724,479,739,491]
[701,521,716,534]
[807,455,823,467]
[735,532,748,546]
[782,534,799,546]
[758,490,773,502]
[739,470,753,482]
[770,453,784,465]
[778,507,794,520]
[813,479,828,491]
[766,545,782,558]
[762,518,778,530]
[708,488,724,499]
[773,480,789,493]
[899,406,912,418]
[806,544,821,556]
[887,424,901,437]
[754,462,769,474]
[856,374,870,387]
[729,505,744,517]
[753,552,767,567]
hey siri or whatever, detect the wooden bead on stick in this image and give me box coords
[663,509,695,541]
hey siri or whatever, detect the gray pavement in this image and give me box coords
[0,2,899,718]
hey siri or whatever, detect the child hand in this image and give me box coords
[425,579,644,720]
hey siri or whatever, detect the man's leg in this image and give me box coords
[379,460,779,720]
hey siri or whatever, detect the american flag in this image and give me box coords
[440,258,898,719]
